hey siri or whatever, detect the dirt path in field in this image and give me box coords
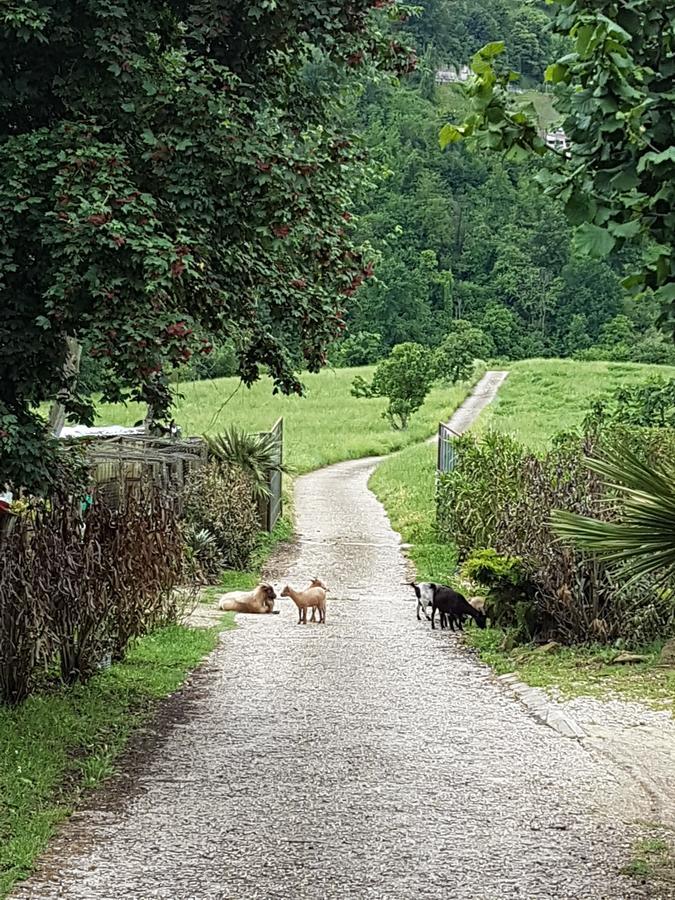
[13,373,673,900]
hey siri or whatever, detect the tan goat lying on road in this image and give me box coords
[217,583,277,614]
[281,580,327,624]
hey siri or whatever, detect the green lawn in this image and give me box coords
[0,621,232,897]
[475,358,675,449]
[94,365,484,473]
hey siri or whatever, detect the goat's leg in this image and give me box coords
[416,602,421,622]
[297,606,303,625]
[430,604,436,629]
[457,616,464,632]
[309,607,316,623]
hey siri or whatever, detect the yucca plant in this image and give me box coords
[205,426,290,500]
[183,525,224,581]
[552,443,675,584]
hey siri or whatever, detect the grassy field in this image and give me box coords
[476,358,675,449]
[520,90,561,129]
[94,366,484,474]
[0,620,232,897]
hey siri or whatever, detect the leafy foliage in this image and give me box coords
[433,319,488,382]
[0,0,414,492]
[437,427,675,645]
[352,342,434,429]
[333,330,384,367]
[206,425,288,500]
[444,3,675,333]
[403,0,558,83]
[463,549,537,639]
[183,525,224,583]
[0,485,185,704]
[586,377,675,430]
[343,70,639,363]
[552,443,675,585]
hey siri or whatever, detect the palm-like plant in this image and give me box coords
[205,426,290,500]
[551,443,675,583]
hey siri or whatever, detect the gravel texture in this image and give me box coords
[13,382,672,899]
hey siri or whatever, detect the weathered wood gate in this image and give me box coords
[260,417,283,532]
[437,422,457,473]
[66,418,285,532]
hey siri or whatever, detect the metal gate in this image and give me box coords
[437,422,457,473]
[261,417,283,531]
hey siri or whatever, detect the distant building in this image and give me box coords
[543,128,569,151]
[435,65,471,84]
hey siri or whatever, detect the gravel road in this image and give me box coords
[13,379,670,900]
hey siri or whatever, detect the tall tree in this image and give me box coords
[0,0,414,492]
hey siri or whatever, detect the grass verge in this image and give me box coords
[464,627,675,710]
[475,358,675,450]
[369,440,458,584]
[0,619,233,897]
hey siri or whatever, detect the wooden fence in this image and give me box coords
[76,420,284,532]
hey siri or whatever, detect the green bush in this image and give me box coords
[333,331,383,367]
[205,425,289,500]
[183,462,259,568]
[437,428,675,647]
[586,377,675,430]
[183,525,224,583]
[462,549,537,640]
[171,342,238,383]
[433,320,489,383]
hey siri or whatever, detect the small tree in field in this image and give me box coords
[352,342,433,430]
[434,320,488,383]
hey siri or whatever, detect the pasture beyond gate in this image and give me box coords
[437,422,457,473]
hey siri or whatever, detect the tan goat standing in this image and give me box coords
[281,580,327,624]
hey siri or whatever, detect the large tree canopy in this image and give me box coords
[0,0,414,492]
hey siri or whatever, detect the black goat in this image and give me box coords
[429,584,486,632]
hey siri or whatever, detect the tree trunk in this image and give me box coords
[144,404,156,435]
[48,337,82,437]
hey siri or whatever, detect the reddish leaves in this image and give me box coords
[86,213,110,226]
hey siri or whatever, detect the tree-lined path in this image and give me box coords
[14,419,661,900]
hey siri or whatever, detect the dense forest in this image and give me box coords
[333,0,675,368]
[83,0,675,390]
